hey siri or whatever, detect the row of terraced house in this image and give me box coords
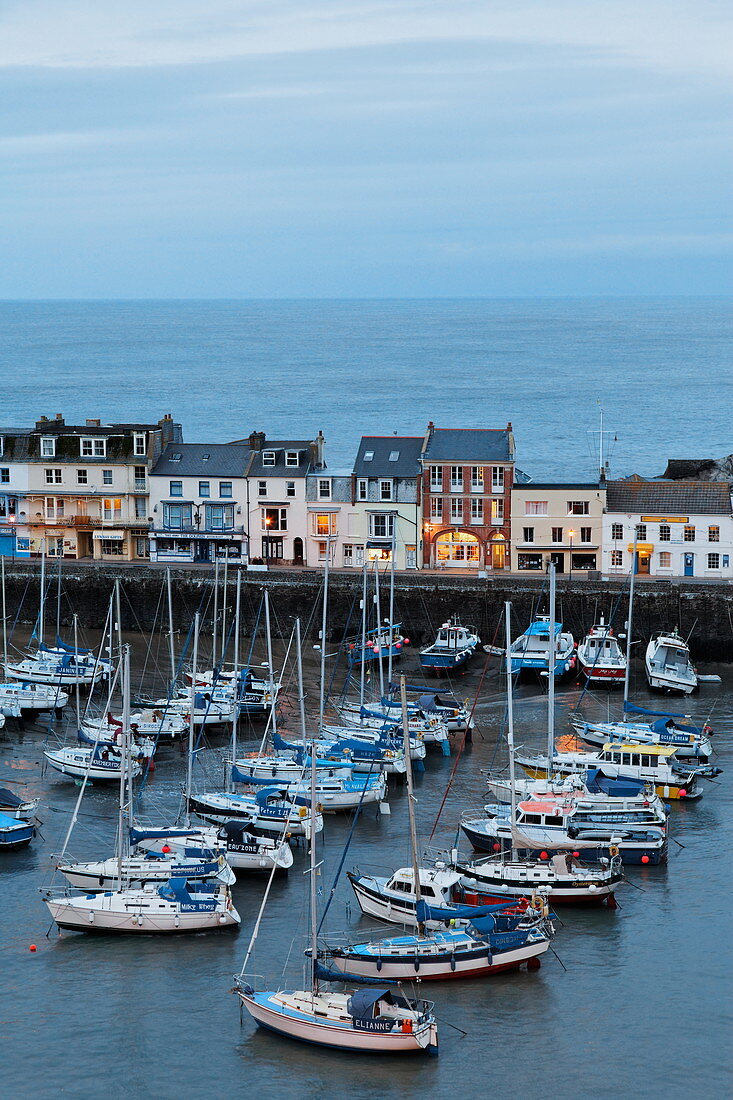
[0,413,731,580]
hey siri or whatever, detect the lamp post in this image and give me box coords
[568,529,575,579]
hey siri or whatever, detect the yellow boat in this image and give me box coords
[516,742,701,801]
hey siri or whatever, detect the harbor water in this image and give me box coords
[1,624,731,1099]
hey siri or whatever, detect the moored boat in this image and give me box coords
[645,631,697,694]
[576,620,626,684]
[418,618,480,674]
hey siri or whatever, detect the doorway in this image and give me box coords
[684,552,694,577]
[490,535,506,570]
[550,552,565,574]
[636,552,651,575]
[194,540,210,563]
[293,537,304,565]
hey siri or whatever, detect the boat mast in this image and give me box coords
[547,562,556,772]
[38,538,46,648]
[1,555,7,673]
[386,526,396,693]
[185,611,200,828]
[166,567,176,686]
[116,643,131,890]
[318,538,330,729]
[374,559,385,700]
[55,553,62,639]
[220,557,229,663]
[623,533,638,710]
[264,587,277,737]
[307,626,319,997]
[505,602,518,861]
[359,561,367,708]
[73,614,81,730]
[228,570,241,792]
[400,674,423,935]
[212,558,219,669]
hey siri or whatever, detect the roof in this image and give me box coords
[513,482,602,491]
[423,427,512,462]
[354,436,422,478]
[518,800,571,815]
[603,743,676,756]
[606,478,732,516]
[151,443,250,478]
[246,441,314,477]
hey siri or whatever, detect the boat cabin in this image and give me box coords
[516,799,573,828]
[385,866,460,902]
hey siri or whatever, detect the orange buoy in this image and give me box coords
[29,944,37,952]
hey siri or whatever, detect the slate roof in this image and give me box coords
[151,443,250,478]
[354,436,422,478]
[246,441,314,477]
[422,427,512,462]
[606,479,733,516]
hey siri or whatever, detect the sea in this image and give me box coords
[0,298,730,476]
[0,299,731,1099]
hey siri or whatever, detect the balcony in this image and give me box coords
[449,482,463,494]
[152,524,245,536]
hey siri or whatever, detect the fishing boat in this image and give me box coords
[645,631,698,694]
[0,812,35,850]
[576,620,626,684]
[516,742,705,800]
[509,616,575,678]
[418,618,480,674]
[232,650,438,1055]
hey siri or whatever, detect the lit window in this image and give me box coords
[525,501,548,516]
[709,526,720,542]
[684,525,695,542]
[491,498,504,524]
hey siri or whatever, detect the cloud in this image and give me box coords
[0,0,730,81]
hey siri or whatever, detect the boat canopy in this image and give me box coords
[650,718,703,738]
[40,637,92,656]
[130,826,195,844]
[584,768,646,797]
[601,742,676,756]
[218,819,262,842]
[416,898,515,924]
[624,701,686,719]
[0,788,23,809]
[524,620,561,637]
[348,988,392,1019]
[248,783,312,810]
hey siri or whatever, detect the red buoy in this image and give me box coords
[572,851,580,858]
[641,855,650,864]
[29,944,37,952]
[403,638,411,646]
[162,844,171,854]
[679,789,687,798]
[539,851,548,860]
[492,843,501,852]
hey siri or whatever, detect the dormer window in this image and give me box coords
[389,450,399,461]
[41,437,55,457]
[133,432,146,456]
[363,451,374,462]
[81,437,106,457]
[318,479,331,500]
[262,451,276,467]
[285,450,299,467]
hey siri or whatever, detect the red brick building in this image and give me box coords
[420,423,515,569]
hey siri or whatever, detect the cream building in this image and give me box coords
[511,482,606,574]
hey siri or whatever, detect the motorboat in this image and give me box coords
[571,715,716,767]
[346,623,406,666]
[418,618,480,674]
[0,811,35,849]
[645,632,697,694]
[516,742,706,800]
[0,785,39,817]
[509,616,575,678]
[454,850,623,906]
[576,620,626,685]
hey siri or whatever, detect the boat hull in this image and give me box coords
[460,823,666,866]
[324,938,548,981]
[44,896,240,934]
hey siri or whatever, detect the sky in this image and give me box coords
[0,1,731,298]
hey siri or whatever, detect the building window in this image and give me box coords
[45,468,62,485]
[379,479,393,502]
[41,437,55,457]
[491,467,504,492]
[709,526,720,542]
[102,498,122,521]
[470,499,483,525]
[45,498,64,519]
[517,553,543,571]
[318,479,331,500]
[470,466,484,492]
[684,525,695,542]
[429,465,442,491]
[357,478,368,501]
[635,524,647,541]
[312,513,337,537]
[262,451,276,466]
[169,481,183,497]
[611,523,623,540]
[100,539,123,556]
[219,482,233,498]
[163,503,192,530]
[567,500,589,515]
[76,469,87,485]
[103,469,113,486]
[136,537,149,558]
[430,498,443,521]
[317,541,327,561]
[199,481,210,497]
[708,552,720,569]
[369,513,394,538]
[552,527,563,543]
[450,466,463,491]
[81,438,106,457]
[659,551,671,568]
[134,466,146,490]
[133,432,146,456]
[491,498,504,524]
[206,504,234,531]
[610,550,623,567]
[580,527,592,543]
[134,497,147,519]
[571,553,596,571]
[286,481,296,497]
[363,450,374,462]
[525,501,547,516]
[0,467,8,485]
[263,507,287,531]
[450,499,463,524]
[285,451,299,467]
[659,524,671,542]
[388,450,399,462]
[523,527,534,543]
[258,481,267,496]
[343,544,353,564]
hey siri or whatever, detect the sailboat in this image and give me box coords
[319,674,552,981]
[43,645,241,934]
[231,642,438,1055]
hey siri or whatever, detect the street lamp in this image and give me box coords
[568,529,575,579]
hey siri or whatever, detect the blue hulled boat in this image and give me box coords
[419,618,480,674]
[510,616,575,678]
[0,811,35,850]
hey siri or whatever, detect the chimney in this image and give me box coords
[55,413,64,423]
[248,431,266,451]
[86,418,101,427]
[311,430,325,469]
[420,421,434,460]
[507,422,515,461]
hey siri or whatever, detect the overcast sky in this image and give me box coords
[1,1,730,297]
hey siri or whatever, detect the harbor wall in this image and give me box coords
[3,561,733,662]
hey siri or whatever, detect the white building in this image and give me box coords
[604,478,733,579]
[349,436,422,570]
[305,468,355,566]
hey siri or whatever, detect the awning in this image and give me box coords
[628,542,654,553]
[307,506,340,513]
[93,530,124,540]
